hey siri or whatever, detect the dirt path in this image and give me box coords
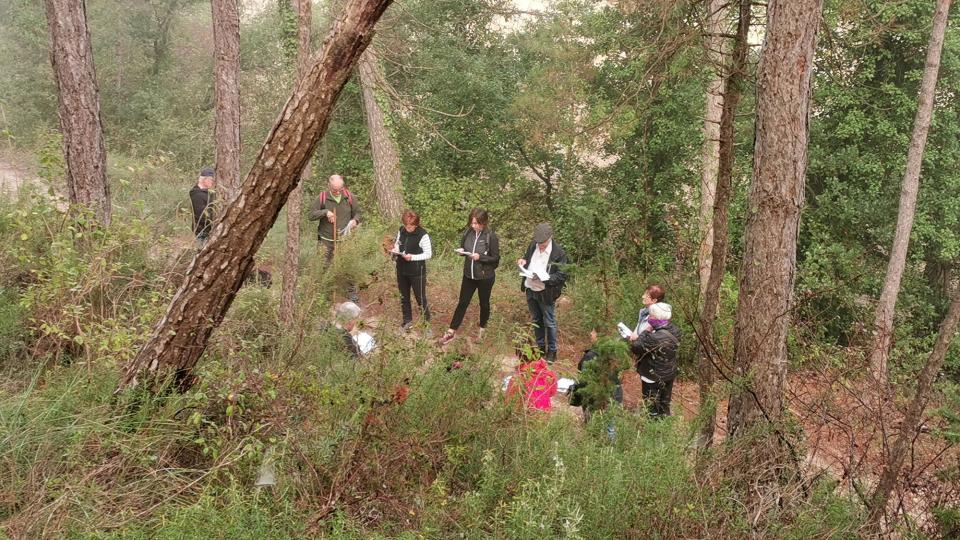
[0,154,65,209]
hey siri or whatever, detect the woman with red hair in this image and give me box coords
[392,210,432,330]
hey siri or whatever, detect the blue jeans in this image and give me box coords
[525,289,557,354]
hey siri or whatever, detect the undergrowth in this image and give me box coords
[0,164,885,539]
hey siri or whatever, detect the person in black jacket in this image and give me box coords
[189,167,216,247]
[392,209,432,330]
[440,208,501,345]
[631,302,681,418]
[517,223,568,364]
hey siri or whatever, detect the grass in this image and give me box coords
[0,153,876,538]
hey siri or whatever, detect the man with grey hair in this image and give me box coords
[334,301,375,357]
[308,174,361,262]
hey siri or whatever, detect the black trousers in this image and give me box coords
[449,275,495,330]
[397,271,430,324]
[641,378,675,418]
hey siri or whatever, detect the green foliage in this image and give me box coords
[89,488,306,540]
[3,0,959,536]
[932,504,960,539]
[403,174,530,253]
[804,0,960,381]
[7,196,166,367]
[571,337,629,412]
[0,288,25,367]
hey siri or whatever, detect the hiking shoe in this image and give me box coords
[476,327,485,341]
[401,321,414,332]
[545,350,557,364]
[439,330,456,346]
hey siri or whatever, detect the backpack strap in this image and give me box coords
[318,189,354,207]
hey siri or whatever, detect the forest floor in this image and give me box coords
[0,150,65,209]
[1,149,955,529]
[342,261,957,527]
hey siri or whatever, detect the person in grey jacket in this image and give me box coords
[440,208,501,345]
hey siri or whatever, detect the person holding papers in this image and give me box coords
[631,302,681,418]
[333,301,376,357]
[629,284,666,339]
[391,210,432,330]
[440,209,501,345]
[517,223,568,364]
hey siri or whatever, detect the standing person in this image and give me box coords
[518,223,568,364]
[190,167,216,248]
[392,210,432,330]
[308,174,361,262]
[440,208,501,345]
[631,302,681,419]
[630,284,666,338]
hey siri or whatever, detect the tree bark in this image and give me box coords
[44,0,111,226]
[118,0,394,392]
[868,0,952,385]
[867,284,960,532]
[726,0,822,443]
[212,0,242,201]
[696,0,750,449]
[358,46,404,221]
[280,0,311,325]
[150,0,180,76]
[697,0,727,298]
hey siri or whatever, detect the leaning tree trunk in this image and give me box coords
[358,47,404,221]
[697,0,728,298]
[118,0,394,392]
[212,0,242,201]
[868,0,952,386]
[696,0,750,450]
[280,0,311,324]
[44,0,111,226]
[867,284,960,532]
[726,0,822,446]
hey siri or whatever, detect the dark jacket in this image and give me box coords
[338,327,362,358]
[519,240,568,302]
[308,191,361,241]
[632,323,681,383]
[395,226,428,276]
[460,228,500,280]
[190,185,215,239]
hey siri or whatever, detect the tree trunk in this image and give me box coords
[212,0,242,201]
[44,0,111,226]
[697,0,727,298]
[868,0,952,385]
[117,0,394,392]
[150,0,180,76]
[726,0,822,444]
[358,47,404,221]
[280,0,311,325]
[867,285,960,532]
[696,0,750,449]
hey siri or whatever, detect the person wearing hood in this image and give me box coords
[631,302,681,418]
